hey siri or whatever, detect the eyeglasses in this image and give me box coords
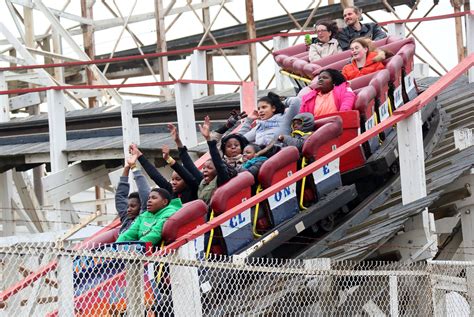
[316,29,328,33]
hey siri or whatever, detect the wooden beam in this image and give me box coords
[42,162,115,203]
[9,91,45,112]
[121,100,140,159]
[245,0,258,88]
[12,170,48,232]
[81,0,96,108]
[155,0,171,100]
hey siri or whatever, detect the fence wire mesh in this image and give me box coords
[0,242,472,316]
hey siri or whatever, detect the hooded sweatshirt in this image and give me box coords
[116,198,183,245]
[279,112,315,151]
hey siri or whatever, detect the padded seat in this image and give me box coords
[210,171,255,255]
[302,116,343,199]
[385,55,404,110]
[397,43,417,100]
[258,146,300,226]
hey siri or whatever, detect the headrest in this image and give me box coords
[210,171,254,212]
[161,200,208,244]
[258,146,300,188]
[385,55,404,82]
[396,43,416,65]
[369,69,390,97]
[302,116,343,159]
[354,85,377,118]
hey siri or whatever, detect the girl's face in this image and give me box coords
[314,72,334,93]
[170,171,186,193]
[350,42,367,61]
[147,191,168,213]
[127,198,141,219]
[201,160,217,184]
[257,101,276,120]
[224,138,242,158]
[316,25,331,43]
[243,145,257,162]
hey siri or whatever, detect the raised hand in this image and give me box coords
[127,152,138,167]
[167,123,183,147]
[248,110,258,121]
[162,144,170,161]
[199,116,211,141]
[129,143,142,157]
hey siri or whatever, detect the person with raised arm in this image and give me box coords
[131,143,198,203]
[115,152,150,233]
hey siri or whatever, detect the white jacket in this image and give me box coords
[308,38,342,62]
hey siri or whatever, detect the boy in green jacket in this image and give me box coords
[116,188,182,246]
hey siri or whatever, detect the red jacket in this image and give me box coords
[299,82,356,115]
[342,51,385,80]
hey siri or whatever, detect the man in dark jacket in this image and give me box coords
[338,6,387,51]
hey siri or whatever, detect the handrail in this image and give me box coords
[0,11,472,73]
[164,53,474,252]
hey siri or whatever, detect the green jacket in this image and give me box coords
[116,198,182,245]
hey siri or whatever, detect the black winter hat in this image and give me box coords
[220,133,249,154]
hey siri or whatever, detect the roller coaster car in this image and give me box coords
[71,200,209,316]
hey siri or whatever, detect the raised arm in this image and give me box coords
[115,162,130,224]
[127,151,150,212]
[162,144,200,190]
[131,144,173,194]
[169,123,203,181]
[200,116,234,185]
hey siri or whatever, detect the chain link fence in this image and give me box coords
[0,242,472,316]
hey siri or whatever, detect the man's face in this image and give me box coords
[343,8,359,27]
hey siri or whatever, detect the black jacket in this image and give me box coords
[338,23,387,51]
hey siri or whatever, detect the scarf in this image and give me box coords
[242,156,267,170]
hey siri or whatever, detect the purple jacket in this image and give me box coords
[299,82,356,115]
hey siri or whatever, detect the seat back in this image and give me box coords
[385,54,404,110]
[302,116,343,198]
[369,69,393,138]
[162,199,208,243]
[210,171,255,255]
[258,146,300,226]
[355,85,379,154]
[397,43,417,100]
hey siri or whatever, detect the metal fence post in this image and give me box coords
[126,258,144,316]
[175,83,198,148]
[58,254,74,316]
[191,50,208,99]
[170,241,203,317]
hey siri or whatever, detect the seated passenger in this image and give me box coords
[131,144,198,204]
[169,121,237,204]
[277,113,315,152]
[308,20,342,62]
[338,6,387,51]
[219,133,249,168]
[239,92,301,146]
[342,37,386,80]
[116,188,182,245]
[300,69,356,116]
[238,143,269,179]
[116,153,150,233]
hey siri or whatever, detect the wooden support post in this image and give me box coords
[239,81,257,114]
[121,100,140,160]
[191,50,208,99]
[170,241,203,317]
[202,0,215,95]
[273,37,293,91]
[451,0,465,63]
[0,72,14,236]
[47,90,77,229]
[175,83,198,148]
[81,0,97,107]
[467,1,474,83]
[58,255,74,316]
[387,23,406,38]
[389,111,435,262]
[126,258,144,317]
[245,0,258,88]
[155,0,171,100]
